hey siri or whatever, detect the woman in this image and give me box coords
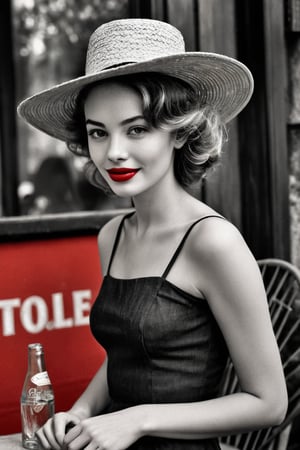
[18,18,287,450]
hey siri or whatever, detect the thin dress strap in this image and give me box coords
[106,212,135,276]
[161,215,225,279]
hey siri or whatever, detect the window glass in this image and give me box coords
[12,0,131,215]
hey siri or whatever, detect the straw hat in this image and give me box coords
[17,18,254,154]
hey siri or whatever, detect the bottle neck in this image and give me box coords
[27,343,46,375]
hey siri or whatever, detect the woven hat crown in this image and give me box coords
[86,19,185,75]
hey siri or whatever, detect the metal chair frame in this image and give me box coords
[220,259,300,450]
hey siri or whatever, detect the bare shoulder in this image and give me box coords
[188,216,262,300]
[189,216,258,276]
[194,217,248,255]
[97,213,128,274]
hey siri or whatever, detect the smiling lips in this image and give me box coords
[107,167,140,182]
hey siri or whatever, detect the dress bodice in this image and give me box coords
[89,213,228,449]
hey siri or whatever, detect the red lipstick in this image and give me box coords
[107,168,140,182]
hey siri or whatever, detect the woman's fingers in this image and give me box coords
[36,417,60,450]
[36,412,81,449]
[63,423,91,449]
[82,443,100,450]
[53,413,80,445]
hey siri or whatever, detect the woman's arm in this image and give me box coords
[68,356,110,419]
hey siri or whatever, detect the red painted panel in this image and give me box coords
[0,236,105,434]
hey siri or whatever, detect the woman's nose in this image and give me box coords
[107,136,128,162]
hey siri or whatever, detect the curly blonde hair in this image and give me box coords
[66,73,226,193]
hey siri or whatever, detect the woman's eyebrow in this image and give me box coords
[120,115,145,125]
[85,115,145,127]
[86,119,105,127]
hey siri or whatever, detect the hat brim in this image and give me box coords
[17,52,254,144]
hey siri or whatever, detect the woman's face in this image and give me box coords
[84,81,179,198]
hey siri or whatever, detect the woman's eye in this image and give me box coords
[128,126,148,136]
[87,129,107,139]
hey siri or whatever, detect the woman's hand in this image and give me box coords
[63,406,144,450]
[36,411,81,450]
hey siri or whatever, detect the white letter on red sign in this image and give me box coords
[0,299,20,336]
[21,296,48,333]
[52,292,73,328]
[72,290,92,326]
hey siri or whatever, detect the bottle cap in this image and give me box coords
[28,343,43,354]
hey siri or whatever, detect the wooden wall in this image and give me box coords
[236,0,290,260]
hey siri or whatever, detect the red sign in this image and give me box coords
[0,235,105,434]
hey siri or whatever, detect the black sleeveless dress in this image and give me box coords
[90,213,228,449]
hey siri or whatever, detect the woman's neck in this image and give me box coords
[131,178,200,235]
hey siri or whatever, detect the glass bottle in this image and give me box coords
[20,343,55,449]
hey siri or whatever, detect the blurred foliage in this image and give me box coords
[13,0,128,58]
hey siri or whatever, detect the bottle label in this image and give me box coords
[26,387,54,413]
[31,371,51,386]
